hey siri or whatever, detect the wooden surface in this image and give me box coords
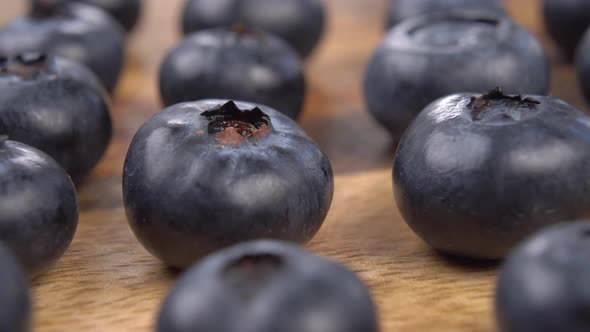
[0,1,584,331]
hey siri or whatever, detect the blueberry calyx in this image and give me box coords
[30,0,64,18]
[223,253,282,301]
[469,88,541,122]
[0,52,49,78]
[201,101,271,146]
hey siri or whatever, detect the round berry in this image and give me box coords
[543,0,590,62]
[123,100,333,268]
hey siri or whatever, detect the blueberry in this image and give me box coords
[364,11,549,141]
[181,0,326,59]
[576,29,590,104]
[393,89,590,259]
[159,27,305,119]
[0,1,125,93]
[30,0,143,33]
[0,137,78,276]
[496,222,590,332]
[543,0,590,62]
[0,244,30,332]
[386,0,505,29]
[157,240,378,332]
[0,52,112,182]
[123,100,333,268]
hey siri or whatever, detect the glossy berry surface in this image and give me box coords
[123,100,333,268]
[0,1,125,92]
[157,240,378,332]
[0,138,78,276]
[181,0,325,58]
[393,90,590,259]
[496,222,590,332]
[365,11,549,141]
[543,0,590,62]
[159,28,305,119]
[0,244,30,332]
[0,53,112,182]
[386,0,505,29]
[30,0,143,32]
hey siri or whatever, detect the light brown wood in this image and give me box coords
[0,0,583,331]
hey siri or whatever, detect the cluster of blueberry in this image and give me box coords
[0,0,590,331]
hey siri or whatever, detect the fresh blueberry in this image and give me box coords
[364,11,549,141]
[393,89,590,260]
[159,27,305,119]
[0,244,30,332]
[123,100,333,268]
[30,0,143,33]
[576,29,590,104]
[0,1,125,93]
[0,52,112,182]
[0,137,78,276]
[386,0,505,29]
[181,0,326,59]
[543,0,590,62]
[496,222,590,332]
[157,240,379,332]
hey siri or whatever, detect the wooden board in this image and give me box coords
[0,0,583,331]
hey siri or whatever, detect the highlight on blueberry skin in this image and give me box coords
[0,138,78,276]
[393,89,590,260]
[0,244,30,332]
[0,53,112,182]
[386,0,505,29]
[123,100,334,268]
[364,11,549,142]
[30,0,143,33]
[181,0,326,59]
[543,0,590,62]
[157,240,379,332]
[0,0,125,93]
[159,27,305,120]
[496,222,590,332]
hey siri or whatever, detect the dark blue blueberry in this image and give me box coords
[543,0,590,62]
[30,0,143,33]
[393,89,590,259]
[0,53,112,182]
[159,27,305,119]
[0,138,78,276]
[0,1,125,93]
[0,244,30,332]
[364,11,549,141]
[496,222,590,332]
[386,0,505,29]
[181,0,325,58]
[123,100,333,268]
[157,240,378,332]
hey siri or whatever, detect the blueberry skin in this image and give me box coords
[123,100,333,268]
[0,244,30,332]
[543,0,590,62]
[393,91,590,259]
[0,2,125,93]
[496,222,590,332]
[30,0,143,32]
[364,11,549,141]
[159,28,305,119]
[0,139,78,276]
[157,240,378,332]
[386,0,505,29]
[0,53,112,182]
[181,0,326,58]
[576,29,590,104]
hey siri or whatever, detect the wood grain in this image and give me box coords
[0,0,584,331]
